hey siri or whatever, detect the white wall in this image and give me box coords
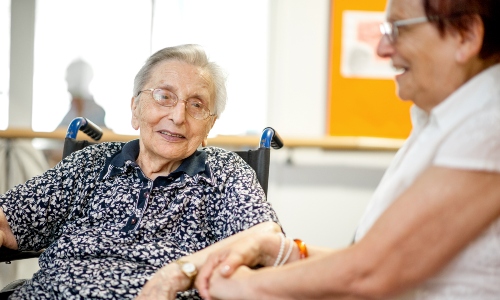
[8,0,35,128]
[267,148,394,249]
[267,0,330,138]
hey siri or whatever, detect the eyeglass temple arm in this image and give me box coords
[394,16,429,26]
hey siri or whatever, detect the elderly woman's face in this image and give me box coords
[377,0,466,112]
[131,60,216,163]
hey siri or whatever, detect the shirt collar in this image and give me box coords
[99,139,212,182]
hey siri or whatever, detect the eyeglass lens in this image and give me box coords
[379,22,397,42]
[151,89,210,120]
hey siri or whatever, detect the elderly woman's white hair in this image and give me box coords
[133,44,227,117]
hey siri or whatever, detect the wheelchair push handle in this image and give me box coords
[66,117,103,141]
[259,127,284,150]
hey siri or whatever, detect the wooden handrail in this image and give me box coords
[0,128,404,151]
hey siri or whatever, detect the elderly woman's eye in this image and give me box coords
[154,90,175,102]
[188,100,204,110]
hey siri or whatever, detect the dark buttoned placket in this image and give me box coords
[108,144,210,233]
[121,167,153,232]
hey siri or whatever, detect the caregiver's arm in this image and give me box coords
[197,230,333,298]
[208,167,500,300]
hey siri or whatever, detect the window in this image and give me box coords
[32,0,152,134]
[152,0,269,136]
[31,0,269,136]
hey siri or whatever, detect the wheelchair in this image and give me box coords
[0,117,283,298]
[62,117,283,195]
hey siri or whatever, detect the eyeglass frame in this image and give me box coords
[136,88,216,120]
[379,16,430,43]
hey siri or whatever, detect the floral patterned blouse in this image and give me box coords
[0,140,280,299]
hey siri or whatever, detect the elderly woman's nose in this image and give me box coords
[376,35,394,58]
[169,101,187,124]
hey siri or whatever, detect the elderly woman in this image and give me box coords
[0,44,282,299]
[196,0,500,299]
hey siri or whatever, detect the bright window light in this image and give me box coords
[32,0,151,134]
[31,0,268,136]
[152,0,269,136]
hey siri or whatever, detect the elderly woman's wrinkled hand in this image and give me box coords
[136,263,190,300]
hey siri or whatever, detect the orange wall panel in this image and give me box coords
[327,0,412,139]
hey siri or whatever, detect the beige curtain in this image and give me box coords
[0,138,49,194]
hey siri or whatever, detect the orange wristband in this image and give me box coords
[293,239,308,259]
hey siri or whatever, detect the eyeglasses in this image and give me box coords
[379,16,429,43]
[136,88,215,120]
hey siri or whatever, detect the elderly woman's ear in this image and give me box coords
[131,96,140,130]
[202,117,217,147]
[454,15,484,63]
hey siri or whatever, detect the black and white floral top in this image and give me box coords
[0,140,280,299]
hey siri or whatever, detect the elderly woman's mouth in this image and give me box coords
[159,130,185,139]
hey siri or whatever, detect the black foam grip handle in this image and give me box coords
[270,129,284,150]
[80,118,103,141]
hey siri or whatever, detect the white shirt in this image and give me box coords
[355,64,500,299]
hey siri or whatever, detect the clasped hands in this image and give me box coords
[196,233,278,300]
[136,222,285,300]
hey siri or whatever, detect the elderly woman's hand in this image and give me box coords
[0,208,17,250]
[136,263,192,300]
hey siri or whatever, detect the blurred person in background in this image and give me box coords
[59,58,107,128]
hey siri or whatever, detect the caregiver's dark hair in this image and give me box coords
[423,0,500,60]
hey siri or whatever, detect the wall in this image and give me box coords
[267,0,330,138]
[268,148,394,248]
